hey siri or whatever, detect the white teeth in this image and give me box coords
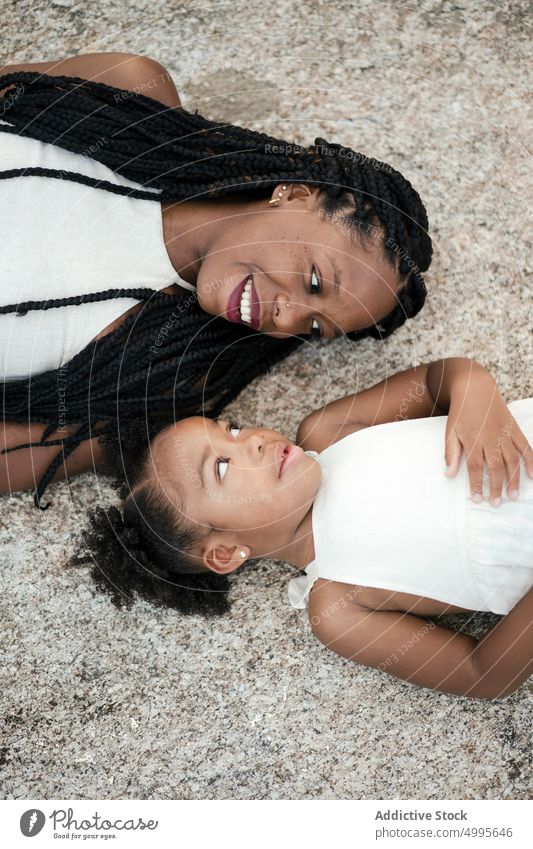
[239,277,253,324]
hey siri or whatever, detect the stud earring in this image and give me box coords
[240,550,246,558]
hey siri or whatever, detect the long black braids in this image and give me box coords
[1,293,300,508]
[0,71,432,510]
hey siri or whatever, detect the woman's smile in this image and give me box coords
[166,184,427,343]
[226,275,261,330]
[201,244,402,340]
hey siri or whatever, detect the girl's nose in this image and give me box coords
[242,430,264,461]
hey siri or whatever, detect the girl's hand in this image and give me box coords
[444,368,533,505]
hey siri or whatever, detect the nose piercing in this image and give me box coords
[286,303,291,309]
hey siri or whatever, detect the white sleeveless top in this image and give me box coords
[288,398,533,616]
[0,121,195,380]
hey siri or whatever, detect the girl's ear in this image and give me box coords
[203,539,250,574]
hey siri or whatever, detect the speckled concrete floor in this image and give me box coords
[1,0,532,800]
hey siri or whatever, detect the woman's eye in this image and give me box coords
[228,421,241,438]
[310,267,321,294]
[310,318,322,339]
[217,458,230,481]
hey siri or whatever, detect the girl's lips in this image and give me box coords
[226,276,261,330]
[279,443,304,477]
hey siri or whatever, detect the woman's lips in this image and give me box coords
[279,443,304,477]
[226,276,261,330]
[226,276,247,324]
[249,278,260,330]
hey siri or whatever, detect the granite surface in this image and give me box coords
[1,0,532,800]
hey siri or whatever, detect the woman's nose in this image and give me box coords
[272,293,310,332]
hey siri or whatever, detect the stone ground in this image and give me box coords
[1,0,532,799]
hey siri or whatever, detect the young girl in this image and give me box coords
[0,52,430,507]
[78,357,533,699]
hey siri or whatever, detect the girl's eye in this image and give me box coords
[310,318,322,339]
[216,458,230,481]
[228,421,241,438]
[310,267,321,294]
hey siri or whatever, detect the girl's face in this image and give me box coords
[152,416,321,567]
[195,184,402,339]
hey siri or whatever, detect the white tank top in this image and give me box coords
[288,398,533,616]
[0,120,195,380]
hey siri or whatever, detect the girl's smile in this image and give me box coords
[279,444,304,476]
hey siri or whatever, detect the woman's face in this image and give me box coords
[195,184,402,339]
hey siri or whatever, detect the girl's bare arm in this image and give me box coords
[309,583,533,698]
[0,52,181,108]
[297,357,533,500]
[296,358,463,452]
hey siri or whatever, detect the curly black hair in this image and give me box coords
[72,415,232,616]
[0,71,432,511]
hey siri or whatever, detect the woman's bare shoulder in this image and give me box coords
[0,53,181,108]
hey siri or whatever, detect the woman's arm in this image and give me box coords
[309,583,533,698]
[0,51,180,493]
[0,420,104,494]
[0,52,181,108]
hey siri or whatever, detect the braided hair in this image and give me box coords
[0,72,432,509]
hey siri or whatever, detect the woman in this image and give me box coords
[0,52,431,507]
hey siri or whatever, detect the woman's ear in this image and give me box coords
[269,183,321,209]
[286,183,321,204]
[202,538,251,574]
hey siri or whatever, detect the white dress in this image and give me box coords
[288,398,533,616]
[0,120,195,380]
